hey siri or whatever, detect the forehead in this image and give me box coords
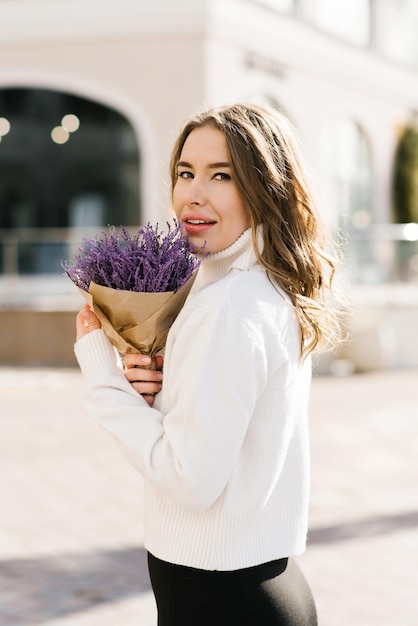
[180,126,229,160]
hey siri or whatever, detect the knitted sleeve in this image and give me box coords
[74,298,271,513]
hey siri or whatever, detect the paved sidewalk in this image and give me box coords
[1,366,417,625]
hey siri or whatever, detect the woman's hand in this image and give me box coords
[124,353,164,407]
[76,304,163,407]
[76,304,101,341]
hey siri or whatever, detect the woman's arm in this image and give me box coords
[74,301,269,513]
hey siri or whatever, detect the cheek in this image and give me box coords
[172,186,181,212]
[233,198,250,228]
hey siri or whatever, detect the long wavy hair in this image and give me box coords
[170,103,342,357]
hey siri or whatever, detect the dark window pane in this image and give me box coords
[0,87,141,276]
[18,242,67,275]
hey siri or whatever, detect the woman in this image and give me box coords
[75,103,341,625]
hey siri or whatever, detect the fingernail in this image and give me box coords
[141,355,151,364]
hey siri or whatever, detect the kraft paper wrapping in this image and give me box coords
[78,272,196,357]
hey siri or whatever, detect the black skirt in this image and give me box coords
[148,552,318,626]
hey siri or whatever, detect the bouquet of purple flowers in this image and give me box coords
[62,219,200,358]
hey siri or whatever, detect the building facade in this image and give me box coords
[1,0,418,367]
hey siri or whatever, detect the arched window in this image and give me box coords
[325,119,379,282]
[0,88,140,276]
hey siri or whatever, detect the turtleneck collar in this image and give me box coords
[190,226,263,294]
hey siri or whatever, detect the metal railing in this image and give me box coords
[0,228,104,309]
[346,223,418,285]
[0,227,103,276]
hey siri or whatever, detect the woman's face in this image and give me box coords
[173,125,251,255]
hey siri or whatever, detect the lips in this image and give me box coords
[182,215,216,235]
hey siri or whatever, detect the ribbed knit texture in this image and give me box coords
[75,227,312,571]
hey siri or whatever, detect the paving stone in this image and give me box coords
[1,366,417,625]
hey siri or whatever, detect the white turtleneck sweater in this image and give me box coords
[74,228,312,571]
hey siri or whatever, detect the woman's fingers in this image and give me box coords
[154,354,164,372]
[76,305,101,341]
[124,353,153,369]
[124,354,164,401]
[125,367,163,395]
[124,353,164,371]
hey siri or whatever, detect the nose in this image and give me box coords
[185,176,205,206]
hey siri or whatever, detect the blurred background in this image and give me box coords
[0,0,418,372]
[1,3,418,625]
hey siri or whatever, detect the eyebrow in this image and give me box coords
[177,161,231,169]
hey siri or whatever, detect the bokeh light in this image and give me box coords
[61,113,80,133]
[0,117,11,136]
[51,126,70,144]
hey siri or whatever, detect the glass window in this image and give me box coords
[0,88,141,275]
[316,0,371,45]
[328,119,372,231]
[325,119,379,282]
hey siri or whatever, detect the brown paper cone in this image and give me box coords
[78,273,196,357]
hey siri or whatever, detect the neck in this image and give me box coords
[190,228,257,292]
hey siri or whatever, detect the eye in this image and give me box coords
[177,170,194,179]
[213,172,231,181]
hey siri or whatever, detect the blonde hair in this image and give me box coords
[170,103,342,357]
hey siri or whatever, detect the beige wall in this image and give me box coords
[0,310,78,367]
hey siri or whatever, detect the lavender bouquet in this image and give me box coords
[62,220,200,358]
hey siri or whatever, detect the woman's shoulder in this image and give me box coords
[228,269,295,325]
[173,267,301,359]
[193,267,295,327]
